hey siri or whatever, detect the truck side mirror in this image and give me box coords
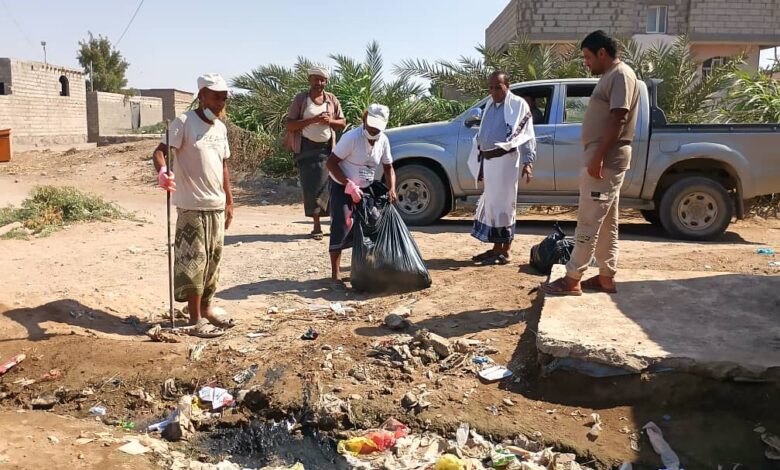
[464,108,482,128]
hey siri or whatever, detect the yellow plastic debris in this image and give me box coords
[337,436,379,456]
[434,454,465,470]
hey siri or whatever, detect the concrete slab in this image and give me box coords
[538,265,780,380]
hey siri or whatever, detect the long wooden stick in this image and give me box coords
[165,120,175,330]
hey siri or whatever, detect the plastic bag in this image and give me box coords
[337,418,410,456]
[351,183,432,293]
[529,223,574,274]
[435,454,465,470]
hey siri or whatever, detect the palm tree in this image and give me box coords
[395,37,587,101]
[718,70,780,123]
[229,42,468,136]
[620,36,742,123]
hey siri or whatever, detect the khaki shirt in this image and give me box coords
[581,61,639,171]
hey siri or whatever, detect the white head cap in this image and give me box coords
[366,103,390,131]
[307,65,330,79]
[197,73,228,93]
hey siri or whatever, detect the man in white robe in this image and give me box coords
[467,71,536,265]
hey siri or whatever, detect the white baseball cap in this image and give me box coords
[366,103,390,131]
[197,73,228,92]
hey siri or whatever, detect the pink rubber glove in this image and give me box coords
[344,180,363,204]
[158,166,176,192]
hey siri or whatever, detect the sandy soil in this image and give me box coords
[1,142,779,469]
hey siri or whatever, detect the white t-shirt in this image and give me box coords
[330,127,392,188]
[163,110,231,211]
[301,97,332,143]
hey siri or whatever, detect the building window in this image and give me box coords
[0,82,6,95]
[646,6,667,34]
[702,57,727,78]
[59,75,70,97]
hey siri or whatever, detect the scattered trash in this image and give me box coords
[89,406,107,416]
[198,386,234,410]
[0,353,26,376]
[472,356,490,365]
[760,431,780,460]
[502,398,514,406]
[233,364,259,385]
[769,261,780,267]
[588,413,603,439]
[756,248,776,255]
[306,267,319,273]
[643,421,681,470]
[118,439,150,455]
[147,324,182,343]
[301,327,319,340]
[417,330,452,358]
[162,395,196,441]
[267,307,279,314]
[31,393,57,409]
[384,313,410,331]
[47,435,60,444]
[337,418,409,456]
[128,388,155,403]
[434,454,465,470]
[188,343,206,361]
[478,365,512,383]
[12,378,35,387]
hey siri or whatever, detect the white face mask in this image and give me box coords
[363,126,380,141]
[203,107,219,122]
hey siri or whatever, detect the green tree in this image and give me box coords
[718,70,780,123]
[77,32,129,93]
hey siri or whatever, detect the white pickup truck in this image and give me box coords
[385,78,780,240]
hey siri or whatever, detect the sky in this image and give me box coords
[2,0,777,93]
[0,0,510,92]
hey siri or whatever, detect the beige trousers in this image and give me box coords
[565,167,626,280]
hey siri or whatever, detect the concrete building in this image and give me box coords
[86,92,163,143]
[486,0,780,73]
[138,89,193,121]
[0,58,88,149]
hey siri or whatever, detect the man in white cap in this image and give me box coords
[152,73,235,337]
[285,65,346,240]
[325,104,397,288]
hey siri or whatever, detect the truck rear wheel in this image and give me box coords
[394,164,447,226]
[658,176,733,240]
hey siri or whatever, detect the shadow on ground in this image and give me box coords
[1,299,144,342]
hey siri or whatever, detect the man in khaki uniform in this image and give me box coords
[543,30,639,296]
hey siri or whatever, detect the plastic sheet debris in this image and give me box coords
[337,418,410,456]
[435,454,465,470]
[543,357,635,377]
[0,353,26,376]
[198,387,234,410]
[89,406,107,416]
[118,439,150,455]
[756,248,776,255]
[643,421,681,470]
[188,343,206,361]
[478,365,512,383]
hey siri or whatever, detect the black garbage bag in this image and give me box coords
[351,183,432,293]
[529,223,575,274]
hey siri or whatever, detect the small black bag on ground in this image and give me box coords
[529,223,575,274]
[351,183,432,293]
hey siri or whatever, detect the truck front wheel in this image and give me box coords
[658,176,733,240]
[394,164,448,226]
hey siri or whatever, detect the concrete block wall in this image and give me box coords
[86,91,162,142]
[139,89,194,121]
[486,0,780,50]
[0,58,87,148]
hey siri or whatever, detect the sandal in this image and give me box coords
[581,276,617,294]
[495,254,511,265]
[541,278,582,296]
[471,250,495,262]
[311,230,324,241]
[328,279,347,291]
[206,306,238,329]
[185,320,225,338]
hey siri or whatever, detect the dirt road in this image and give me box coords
[1,142,779,469]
